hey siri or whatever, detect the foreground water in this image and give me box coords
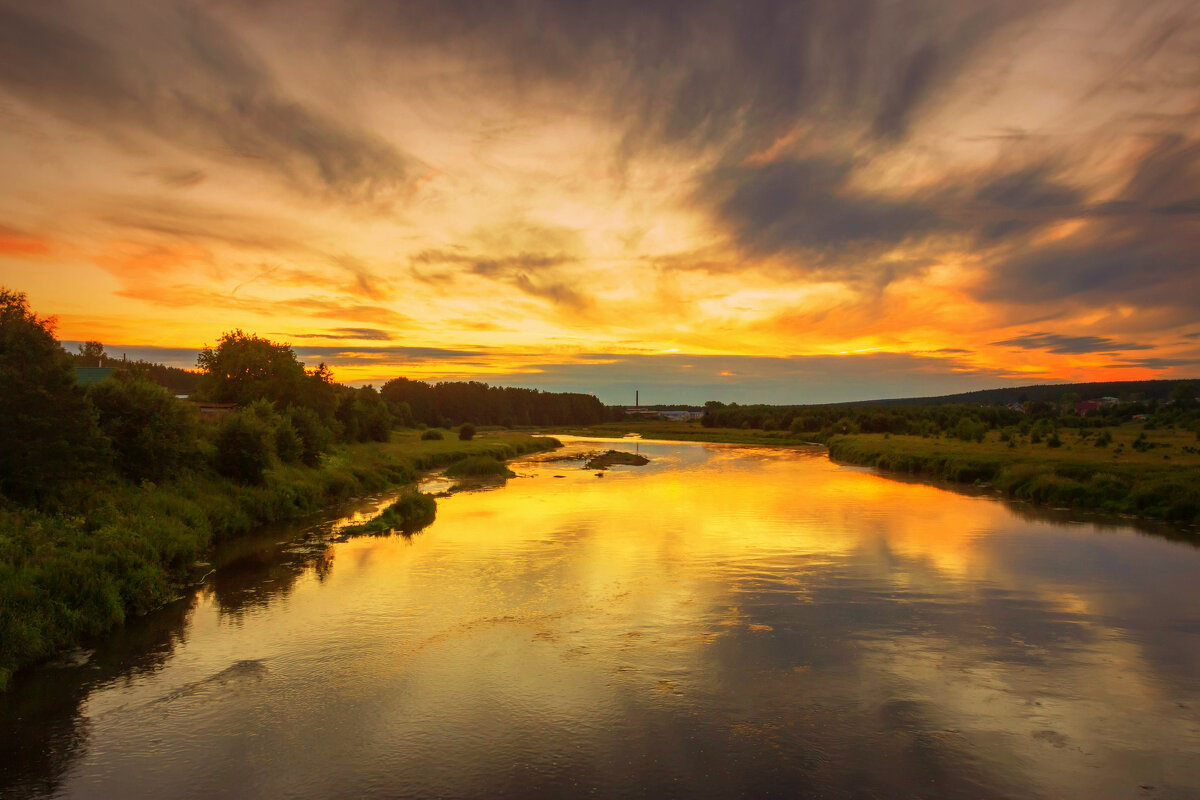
[3,437,1200,799]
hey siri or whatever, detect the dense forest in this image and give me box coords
[380,376,613,427]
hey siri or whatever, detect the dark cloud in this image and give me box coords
[991,332,1156,355]
[410,249,574,277]
[277,328,394,341]
[1101,356,1200,370]
[250,0,1037,157]
[972,166,1083,212]
[710,159,944,267]
[291,345,485,364]
[974,132,1200,310]
[410,248,590,310]
[0,0,414,203]
[159,169,207,188]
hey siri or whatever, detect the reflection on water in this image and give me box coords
[3,438,1200,799]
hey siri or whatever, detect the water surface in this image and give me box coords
[3,438,1199,799]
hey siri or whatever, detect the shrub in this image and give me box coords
[273,419,303,464]
[953,418,986,443]
[286,405,332,466]
[213,410,275,484]
[0,288,109,504]
[459,423,476,441]
[345,492,437,535]
[421,429,444,441]
[88,371,199,482]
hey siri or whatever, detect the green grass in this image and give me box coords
[552,420,1200,526]
[827,426,1200,525]
[342,491,437,536]
[0,431,559,690]
[444,455,516,478]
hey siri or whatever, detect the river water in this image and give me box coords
[3,437,1200,799]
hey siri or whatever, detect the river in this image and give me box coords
[3,436,1199,799]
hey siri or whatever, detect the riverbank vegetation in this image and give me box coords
[444,455,516,479]
[343,491,438,536]
[0,289,560,690]
[585,450,650,470]
[562,397,1200,526]
[826,429,1200,524]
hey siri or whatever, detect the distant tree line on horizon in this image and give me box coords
[380,377,612,429]
[701,388,1199,442]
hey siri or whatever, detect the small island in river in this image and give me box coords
[585,450,650,470]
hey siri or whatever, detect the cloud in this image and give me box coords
[277,327,394,341]
[114,283,414,328]
[485,351,1023,405]
[708,158,944,270]
[0,225,52,257]
[410,247,590,310]
[0,0,416,204]
[1101,356,1200,370]
[991,332,1156,355]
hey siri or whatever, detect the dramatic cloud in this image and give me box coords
[991,333,1155,355]
[5,0,1200,399]
[0,0,416,204]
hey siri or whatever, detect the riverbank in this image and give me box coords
[0,431,559,690]
[553,420,1200,527]
[826,431,1200,525]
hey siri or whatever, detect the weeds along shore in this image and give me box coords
[0,431,559,690]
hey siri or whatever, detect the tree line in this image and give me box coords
[701,388,1199,441]
[70,340,201,395]
[0,289,613,503]
[379,377,611,428]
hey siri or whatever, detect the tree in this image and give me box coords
[196,330,307,407]
[213,408,275,484]
[0,289,108,503]
[88,370,198,482]
[459,423,476,441]
[1170,382,1196,410]
[77,340,106,362]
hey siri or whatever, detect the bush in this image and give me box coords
[286,405,333,466]
[213,410,275,484]
[344,491,437,535]
[273,419,303,464]
[0,288,109,504]
[88,371,199,482]
[421,429,444,441]
[953,418,986,443]
[459,423,476,441]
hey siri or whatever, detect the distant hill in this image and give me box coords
[831,379,1199,408]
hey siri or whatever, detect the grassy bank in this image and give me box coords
[827,428,1200,525]
[556,420,1200,526]
[0,431,558,689]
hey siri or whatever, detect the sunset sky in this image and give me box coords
[2,0,1199,403]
